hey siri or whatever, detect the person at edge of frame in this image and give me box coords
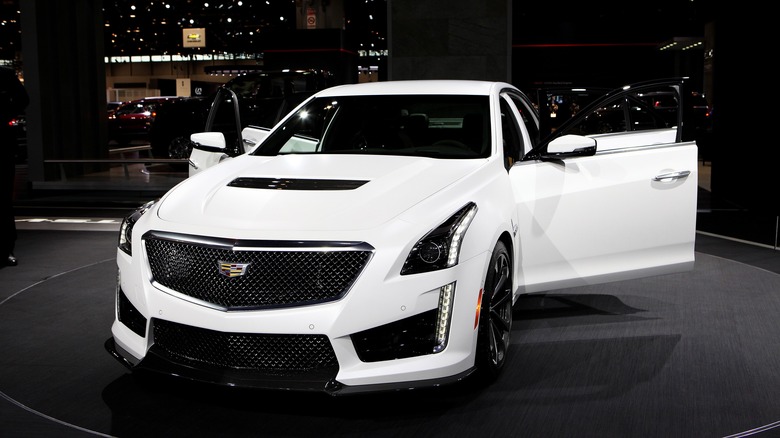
[0,66,30,267]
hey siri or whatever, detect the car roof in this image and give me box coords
[140,96,180,100]
[117,96,190,107]
[315,80,514,97]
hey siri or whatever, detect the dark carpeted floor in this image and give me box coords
[1,228,779,438]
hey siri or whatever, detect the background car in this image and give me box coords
[107,96,188,147]
[148,69,335,159]
[146,95,210,159]
[7,113,26,163]
[107,100,125,116]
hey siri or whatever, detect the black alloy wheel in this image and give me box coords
[168,136,194,159]
[474,240,513,382]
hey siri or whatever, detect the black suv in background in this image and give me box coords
[148,69,335,159]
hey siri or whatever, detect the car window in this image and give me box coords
[204,71,335,152]
[116,102,150,116]
[499,99,523,170]
[254,95,491,159]
[505,92,540,153]
[531,87,610,136]
[223,72,335,129]
[561,85,681,137]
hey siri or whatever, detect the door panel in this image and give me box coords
[510,141,697,293]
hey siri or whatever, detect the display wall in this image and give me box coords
[20,0,108,182]
[388,0,511,82]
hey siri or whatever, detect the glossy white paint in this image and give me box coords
[111,79,698,391]
[511,142,697,292]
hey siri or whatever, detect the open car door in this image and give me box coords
[188,88,273,177]
[186,70,334,177]
[508,78,698,293]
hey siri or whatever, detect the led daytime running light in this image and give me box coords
[434,282,456,353]
[447,205,477,267]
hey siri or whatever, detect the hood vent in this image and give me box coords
[228,177,368,191]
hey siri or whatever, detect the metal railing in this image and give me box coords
[43,145,187,181]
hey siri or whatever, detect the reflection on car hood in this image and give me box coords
[157,154,484,231]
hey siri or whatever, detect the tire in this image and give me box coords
[168,135,194,159]
[167,136,194,172]
[474,240,513,383]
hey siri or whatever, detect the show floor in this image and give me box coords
[1,223,780,437]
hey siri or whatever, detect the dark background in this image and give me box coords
[2,1,777,245]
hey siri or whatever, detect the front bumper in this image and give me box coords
[110,226,491,394]
[104,336,475,395]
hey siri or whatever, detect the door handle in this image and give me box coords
[653,170,691,182]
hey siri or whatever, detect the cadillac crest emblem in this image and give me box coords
[218,261,250,278]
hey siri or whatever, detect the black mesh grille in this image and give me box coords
[352,309,438,362]
[144,233,372,310]
[151,319,338,375]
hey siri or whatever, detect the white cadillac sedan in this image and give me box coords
[106,78,698,395]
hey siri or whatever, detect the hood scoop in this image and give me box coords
[227,177,369,191]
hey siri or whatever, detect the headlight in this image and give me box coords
[401,202,478,275]
[118,199,157,256]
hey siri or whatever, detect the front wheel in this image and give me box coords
[474,240,513,383]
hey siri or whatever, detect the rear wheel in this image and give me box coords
[474,240,513,382]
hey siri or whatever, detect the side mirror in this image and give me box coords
[191,132,227,153]
[543,134,597,159]
[189,132,229,177]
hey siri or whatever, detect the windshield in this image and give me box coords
[253,95,491,159]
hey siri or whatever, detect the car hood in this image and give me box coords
[156,154,485,231]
